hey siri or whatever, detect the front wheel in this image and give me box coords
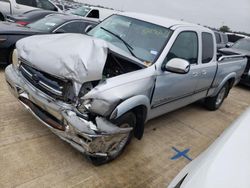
[204,83,229,111]
[87,112,136,166]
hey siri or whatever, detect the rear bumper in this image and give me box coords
[5,65,132,157]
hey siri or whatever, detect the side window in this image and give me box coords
[16,0,37,7]
[36,0,57,11]
[202,32,214,64]
[87,9,99,19]
[222,34,228,43]
[57,22,87,34]
[214,32,221,44]
[165,31,198,64]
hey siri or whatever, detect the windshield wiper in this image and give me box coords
[100,27,137,59]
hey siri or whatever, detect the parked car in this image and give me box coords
[5,13,247,165]
[213,31,228,49]
[226,32,247,43]
[0,0,62,21]
[0,13,98,65]
[168,107,250,188]
[220,38,250,86]
[6,9,58,26]
[50,0,82,11]
[66,5,118,21]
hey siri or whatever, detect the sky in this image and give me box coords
[77,0,250,33]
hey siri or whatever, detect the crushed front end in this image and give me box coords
[5,61,133,159]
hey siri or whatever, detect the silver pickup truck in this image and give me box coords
[5,12,247,165]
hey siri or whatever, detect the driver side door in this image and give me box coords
[150,31,200,119]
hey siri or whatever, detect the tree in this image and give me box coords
[220,25,230,32]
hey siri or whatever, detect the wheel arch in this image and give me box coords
[211,73,236,97]
[109,95,150,139]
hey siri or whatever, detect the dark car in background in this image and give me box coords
[6,9,58,26]
[220,38,250,86]
[0,14,98,65]
[227,33,246,43]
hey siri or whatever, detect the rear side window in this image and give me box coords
[87,9,99,18]
[202,32,214,63]
[222,34,228,43]
[214,32,221,44]
[165,31,198,64]
[57,21,88,34]
[36,0,57,11]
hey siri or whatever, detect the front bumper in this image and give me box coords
[5,65,132,157]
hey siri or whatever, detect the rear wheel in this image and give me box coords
[87,112,136,166]
[204,83,229,111]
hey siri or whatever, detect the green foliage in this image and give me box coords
[219,25,230,32]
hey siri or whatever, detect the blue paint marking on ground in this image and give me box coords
[171,147,192,161]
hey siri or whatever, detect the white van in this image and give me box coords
[67,5,119,21]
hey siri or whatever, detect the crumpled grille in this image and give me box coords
[19,60,73,103]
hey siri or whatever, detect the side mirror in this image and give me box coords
[85,25,93,33]
[164,58,190,74]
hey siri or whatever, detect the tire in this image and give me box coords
[204,82,229,111]
[87,112,136,166]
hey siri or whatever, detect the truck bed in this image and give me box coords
[211,54,247,94]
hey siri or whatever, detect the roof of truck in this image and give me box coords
[119,12,205,30]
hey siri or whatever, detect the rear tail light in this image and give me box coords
[16,21,29,26]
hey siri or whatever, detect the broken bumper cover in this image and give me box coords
[5,65,132,157]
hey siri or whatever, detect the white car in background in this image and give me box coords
[168,107,250,188]
[0,0,62,20]
[67,5,119,21]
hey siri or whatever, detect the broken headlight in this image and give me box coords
[77,99,92,114]
[12,49,20,68]
[77,99,113,117]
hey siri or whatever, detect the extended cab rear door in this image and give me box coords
[192,31,217,100]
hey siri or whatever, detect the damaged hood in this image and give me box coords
[16,34,143,85]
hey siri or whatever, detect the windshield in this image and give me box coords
[68,6,91,17]
[232,39,250,51]
[88,15,172,63]
[27,15,65,32]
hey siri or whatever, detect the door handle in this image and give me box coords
[201,70,207,75]
[192,72,199,77]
